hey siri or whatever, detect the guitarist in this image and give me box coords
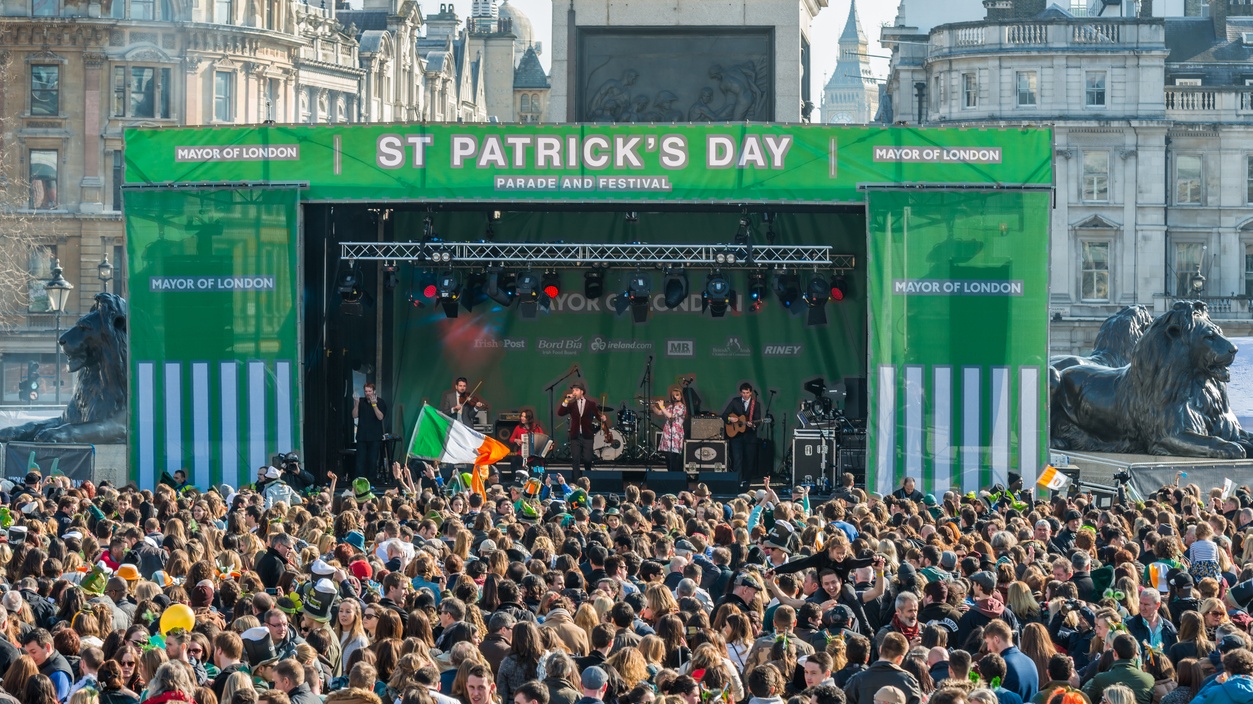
[722,382,762,482]
[557,381,606,479]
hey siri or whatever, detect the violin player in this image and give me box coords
[440,376,487,425]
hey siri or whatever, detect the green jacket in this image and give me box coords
[1082,661,1155,704]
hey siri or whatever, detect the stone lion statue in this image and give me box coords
[1051,300,1253,459]
[0,293,128,444]
[1050,304,1154,373]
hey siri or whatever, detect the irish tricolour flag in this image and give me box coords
[408,404,510,497]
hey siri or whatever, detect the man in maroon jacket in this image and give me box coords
[556,381,607,478]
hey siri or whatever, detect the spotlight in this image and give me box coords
[337,261,359,298]
[383,264,399,292]
[702,271,735,318]
[516,271,542,319]
[831,274,847,301]
[486,268,516,307]
[584,270,604,299]
[803,273,830,326]
[436,270,461,318]
[625,211,639,223]
[715,248,739,266]
[541,271,561,300]
[461,271,487,312]
[431,247,452,263]
[747,271,767,312]
[663,268,688,310]
[410,268,438,308]
[614,272,652,323]
[774,271,801,311]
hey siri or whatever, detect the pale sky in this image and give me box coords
[441,0,898,119]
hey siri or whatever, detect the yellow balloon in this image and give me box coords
[159,603,195,634]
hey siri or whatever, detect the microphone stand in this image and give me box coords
[763,389,777,480]
[640,355,654,469]
[545,365,580,452]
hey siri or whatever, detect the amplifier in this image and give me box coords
[497,412,523,422]
[792,435,837,487]
[690,417,723,440]
[685,439,727,471]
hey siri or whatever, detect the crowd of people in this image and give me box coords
[2,464,1253,704]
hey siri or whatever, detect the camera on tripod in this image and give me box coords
[797,377,849,428]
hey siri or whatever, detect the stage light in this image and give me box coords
[337,261,359,297]
[461,271,487,312]
[383,264,399,292]
[516,271,542,319]
[831,273,847,301]
[486,268,516,307]
[436,270,461,318]
[747,271,767,312]
[614,272,652,323]
[584,270,604,299]
[422,282,438,299]
[803,273,830,326]
[702,271,735,318]
[431,246,453,263]
[663,268,688,309]
[541,271,561,300]
[774,271,801,310]
[715,248,739,266]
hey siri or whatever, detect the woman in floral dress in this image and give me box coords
[654,386,687,472]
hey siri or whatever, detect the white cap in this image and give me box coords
[0,480,14,493]
[479,539,497,556]
[310,559,335,577]
[19,503,36,515]
[241,626,270,642]
[265,466,282,479]
[314,578,337,596]
[61,531,83,541]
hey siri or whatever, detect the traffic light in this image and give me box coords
[22,362,40,402]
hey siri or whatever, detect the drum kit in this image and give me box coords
[590,397,662,462]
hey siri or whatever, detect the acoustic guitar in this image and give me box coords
[725,414,772,438]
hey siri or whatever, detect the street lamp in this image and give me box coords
[45,258,74,405]
[1190,265,1206,294]
[98,254,113,294]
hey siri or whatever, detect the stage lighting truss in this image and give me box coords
[340,242,849,269]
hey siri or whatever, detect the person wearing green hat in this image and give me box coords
[352,477,376,502]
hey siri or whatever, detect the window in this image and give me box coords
[29,150,58,210]
[214,0,231,23]
[520,94,530,112]
[1080,241,1110,302]
[113,66,171,119]
[1246,244,1253,298]
[1016,71,1037,107]
[1175,78,1202,86]
[1175,242,1205,295]
[214,71,234,122]
[110,151,123,213]
[27,246,56,312]
[1246,156,1253,205]
[1176,154,1202,204]
[1086,71,1106,107]
[1082,151,1110,202]
[30,65,59,116]
[962,73,977,109]
[32,0,57,16]
[131,0,153,18]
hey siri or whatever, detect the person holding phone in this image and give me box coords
[352,382,388,481]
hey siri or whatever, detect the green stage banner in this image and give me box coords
[125,124,1051,203]
[865,190,1050,496]
[125,187,302,491]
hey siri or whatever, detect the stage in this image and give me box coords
[1051,448,1253,497]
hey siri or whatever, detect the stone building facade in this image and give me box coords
[880,0,1253,356]
[0,0,536,403]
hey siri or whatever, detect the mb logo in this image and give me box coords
[667,340,694,357]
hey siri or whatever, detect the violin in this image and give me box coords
[454,381,485,412]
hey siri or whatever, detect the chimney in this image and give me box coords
[983,0,1046,20]
[1213,0,1227,39]
[1139,0,1153,17]
[426,3,460,41]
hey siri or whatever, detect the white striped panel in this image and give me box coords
[248,361,267,474]
[138,362,155,490]
[904,366,924,482]
[164,363,182,475]
[1020,366,1041,486]
[221,363,239,487]
[962,367,981,493]
[192,363,210,489]
[990,367,1010,487]
[932,367,953,497]
[875,365,896,496]
[276,361,292,455]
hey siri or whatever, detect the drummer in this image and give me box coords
[507,409,544,481]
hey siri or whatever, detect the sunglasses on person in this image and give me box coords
[364,612,377,620]
[120,659,136,668]
[129,638,146,647]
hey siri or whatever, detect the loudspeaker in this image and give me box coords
[685,439,728,471]
[698,472,741,497]
[843,377,866,420]
[586,470,624,494]
[494,418,520,443]
[690,416,723,440]
[647,471,688,494]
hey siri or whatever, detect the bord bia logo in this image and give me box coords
[537,337,584,356]
[667,340,695,357]
[763,344,803,357]
[712,336,751,358]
